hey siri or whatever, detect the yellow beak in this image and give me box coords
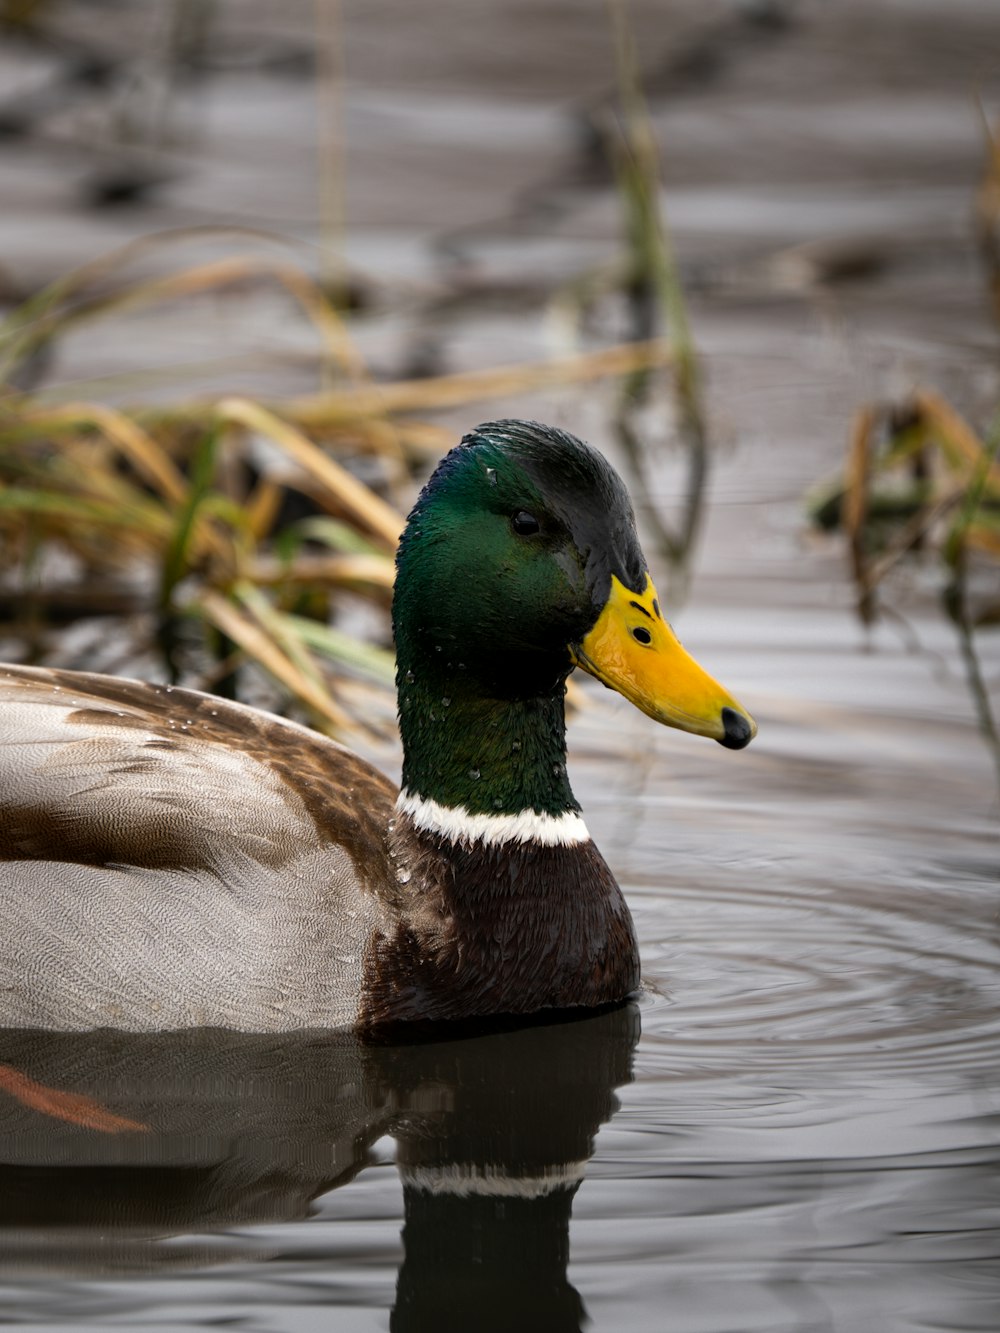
[571,574,757,749]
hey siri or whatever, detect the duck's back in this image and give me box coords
[0,666,398,1032]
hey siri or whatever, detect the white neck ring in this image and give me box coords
[396,790,590,848]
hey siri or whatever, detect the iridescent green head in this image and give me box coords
[394,420,645,697]
[392,420,755,815]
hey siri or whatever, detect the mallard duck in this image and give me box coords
[0,419,755,1033]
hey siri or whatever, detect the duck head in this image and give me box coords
[393,419,756,750]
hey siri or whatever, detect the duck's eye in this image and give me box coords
[631,626,653,646]
[511,510,540,536]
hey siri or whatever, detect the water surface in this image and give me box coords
[1,0,999,1328]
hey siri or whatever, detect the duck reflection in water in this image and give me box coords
[0,1002,638,1331]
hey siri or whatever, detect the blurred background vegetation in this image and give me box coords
[1,0,998,777]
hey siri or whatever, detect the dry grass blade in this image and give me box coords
[0,486,169,544]
[243,478,284,543]
[282,613,396,686]
[391,420,455,459]
[25,403,189,504]
[269,262,365,383]
[286,338,676,425]
[108,338,675,450]
[943,421,1000,567]
[234,580,335,694]
[0,225,305,339]
[12,402,234,565]
[862,486,966,592]
[967,522,1000,558]
[1,250,368,390]
[249,552,395,591]
[942,423,1000,796]
[197,588,353,732]
[217,398,404,548]
[914,389,1000,487]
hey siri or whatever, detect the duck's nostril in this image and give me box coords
[719,706,754,750]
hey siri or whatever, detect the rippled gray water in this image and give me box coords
[1,663,996,1332]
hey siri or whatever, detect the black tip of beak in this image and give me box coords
[719,707,754,750]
